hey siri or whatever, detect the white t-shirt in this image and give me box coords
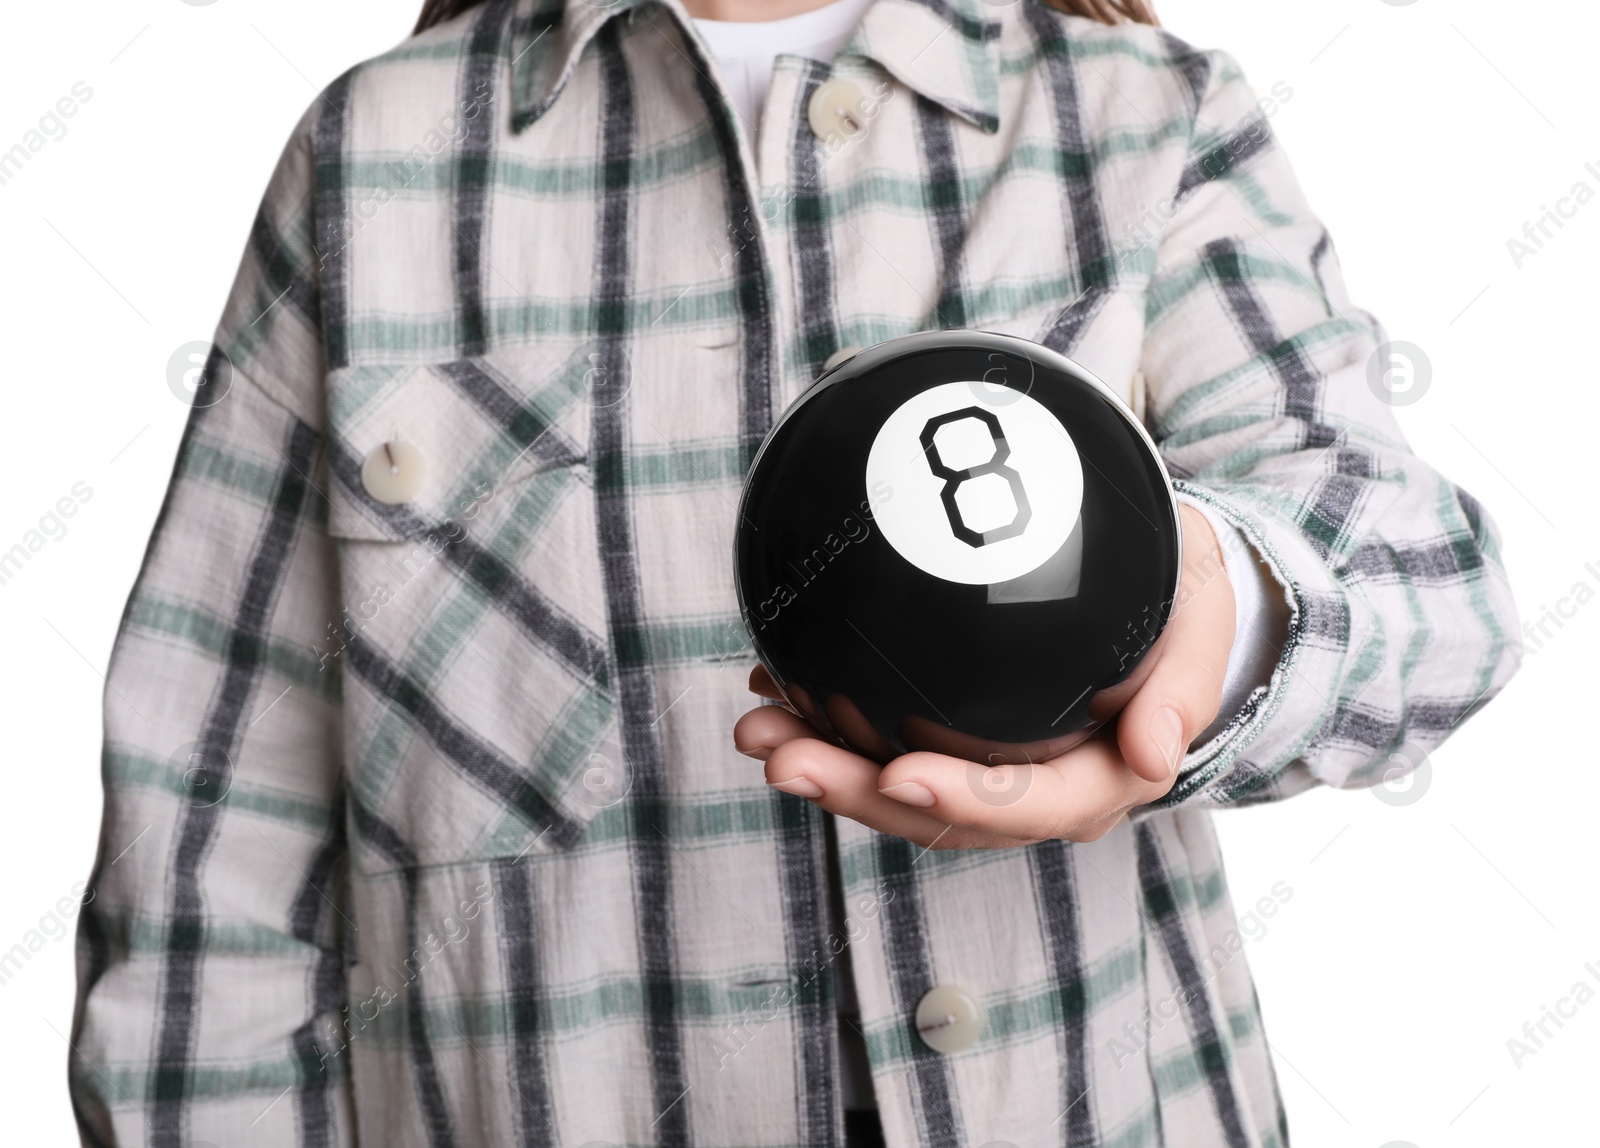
[694,0,875,145]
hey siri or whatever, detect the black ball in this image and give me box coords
[734,331,1182,764]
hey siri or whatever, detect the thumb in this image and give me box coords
[1117,506,1236,784]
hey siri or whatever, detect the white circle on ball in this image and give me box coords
[865,382,1082,585]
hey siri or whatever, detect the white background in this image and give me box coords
[0,0,1593,1144]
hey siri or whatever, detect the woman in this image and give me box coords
[69,0,1519,1144]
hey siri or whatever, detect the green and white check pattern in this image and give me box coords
[69,0,1520,1144]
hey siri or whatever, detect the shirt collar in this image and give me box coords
[508,0,1002,134]
[841,0,1002,132]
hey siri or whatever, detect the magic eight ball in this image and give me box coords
[733,331,1183,765]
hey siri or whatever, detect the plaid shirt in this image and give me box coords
[69,0,1520,1144]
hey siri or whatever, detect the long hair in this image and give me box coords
[414,0,1155,34]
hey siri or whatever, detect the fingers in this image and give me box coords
[747,664,786,702]
[734,701,1156,846]
[733,700,1012,846]
[763,738,1030,850]
[733,709,1154,844]
[740,668,899,762]
[1118,503,1236,784]
[876,741,1169,842]
[732,704,814,761]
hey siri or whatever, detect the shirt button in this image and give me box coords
[808,78,868,146]
[915,984,986,1054]
[360,439,427,505]
[823,345,863,372]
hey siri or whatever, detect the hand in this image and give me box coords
[731,504,1237,848]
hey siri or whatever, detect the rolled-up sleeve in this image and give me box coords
[1139,51,1521,810]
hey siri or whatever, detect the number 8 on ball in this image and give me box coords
[866,381,1085,587]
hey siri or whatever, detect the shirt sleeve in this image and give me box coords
[1138,49,1521,811]
[68,101,355,1145]
[1174,491,1291,749]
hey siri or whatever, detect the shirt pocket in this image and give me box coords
[319,343,623,875]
